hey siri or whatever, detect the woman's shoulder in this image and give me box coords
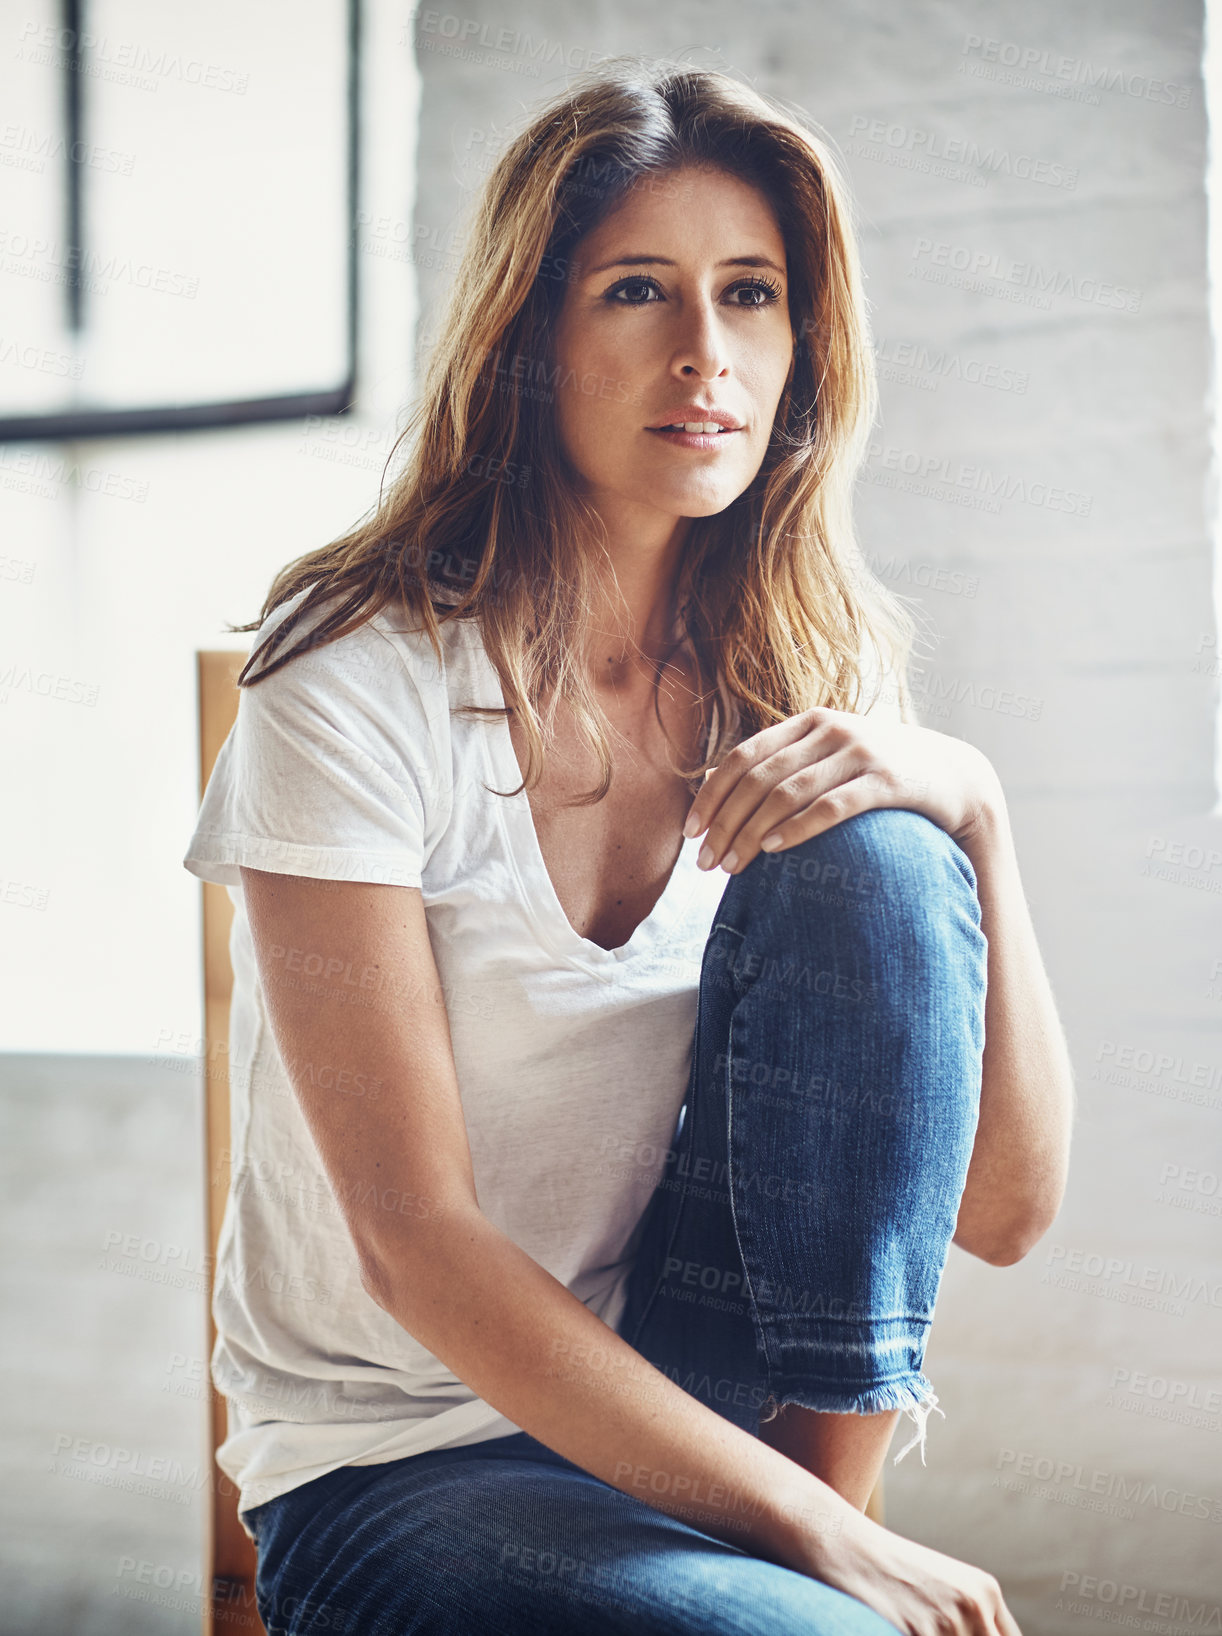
[366,593,482,700]
[186,584,460,891]
[249,582,475,710]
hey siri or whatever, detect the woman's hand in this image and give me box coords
[801,1507,1025,1635]
[683,707,1004,873]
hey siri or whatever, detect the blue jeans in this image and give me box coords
[243,810,987,1635]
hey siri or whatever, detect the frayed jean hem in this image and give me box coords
[759,1376,947,1467]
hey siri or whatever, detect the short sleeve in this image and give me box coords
[184,601,448,890]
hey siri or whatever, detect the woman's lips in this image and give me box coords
[645,426,743,448]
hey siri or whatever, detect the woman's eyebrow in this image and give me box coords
[584,254,786,276]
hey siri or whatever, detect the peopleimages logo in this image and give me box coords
[846,116,1078,190]
[874,337,1029,397]
[864,439,1092,518]
[909,237,1141,314]
[960,34,1192,109]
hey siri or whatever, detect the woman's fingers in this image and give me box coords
[800,1515,1024,1636]
[685,709,828,845]
[697,746,887,873]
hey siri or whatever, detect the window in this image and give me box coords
[1,0,359,440]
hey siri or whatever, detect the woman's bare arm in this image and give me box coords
[238,867,844,1559]
[238,865,1024,1634]
[951,796,1076,1266]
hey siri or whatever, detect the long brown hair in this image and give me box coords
[227,56,918,803]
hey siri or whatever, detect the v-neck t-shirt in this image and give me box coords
[182,583,731,1526]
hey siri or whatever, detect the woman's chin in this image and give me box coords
[642,481,744,520]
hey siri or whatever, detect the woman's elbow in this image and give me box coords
[966,1199,1062,1267]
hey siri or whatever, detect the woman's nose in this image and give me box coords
[670,305,733,379]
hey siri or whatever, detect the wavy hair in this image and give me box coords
[227,55,918,803]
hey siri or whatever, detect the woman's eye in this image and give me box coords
[605,276,783,307]
[730,278,784,307]
[608,277,660,304]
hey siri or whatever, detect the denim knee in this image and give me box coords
[714,807,986,1048]
[728,806,977,924]
[710,808,988,1464]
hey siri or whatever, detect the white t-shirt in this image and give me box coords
[183,583,734,1526]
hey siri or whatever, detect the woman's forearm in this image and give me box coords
[364,1201,858,1568]
[953,795,1076,1265]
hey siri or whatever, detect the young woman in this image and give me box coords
[184,57,1073,1636]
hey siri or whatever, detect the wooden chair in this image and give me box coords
[196,650,264,1636]
[193,648,883,1636]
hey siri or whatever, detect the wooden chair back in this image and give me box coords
[196,649,265,1636]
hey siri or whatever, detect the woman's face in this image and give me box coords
[549,164,796,531]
